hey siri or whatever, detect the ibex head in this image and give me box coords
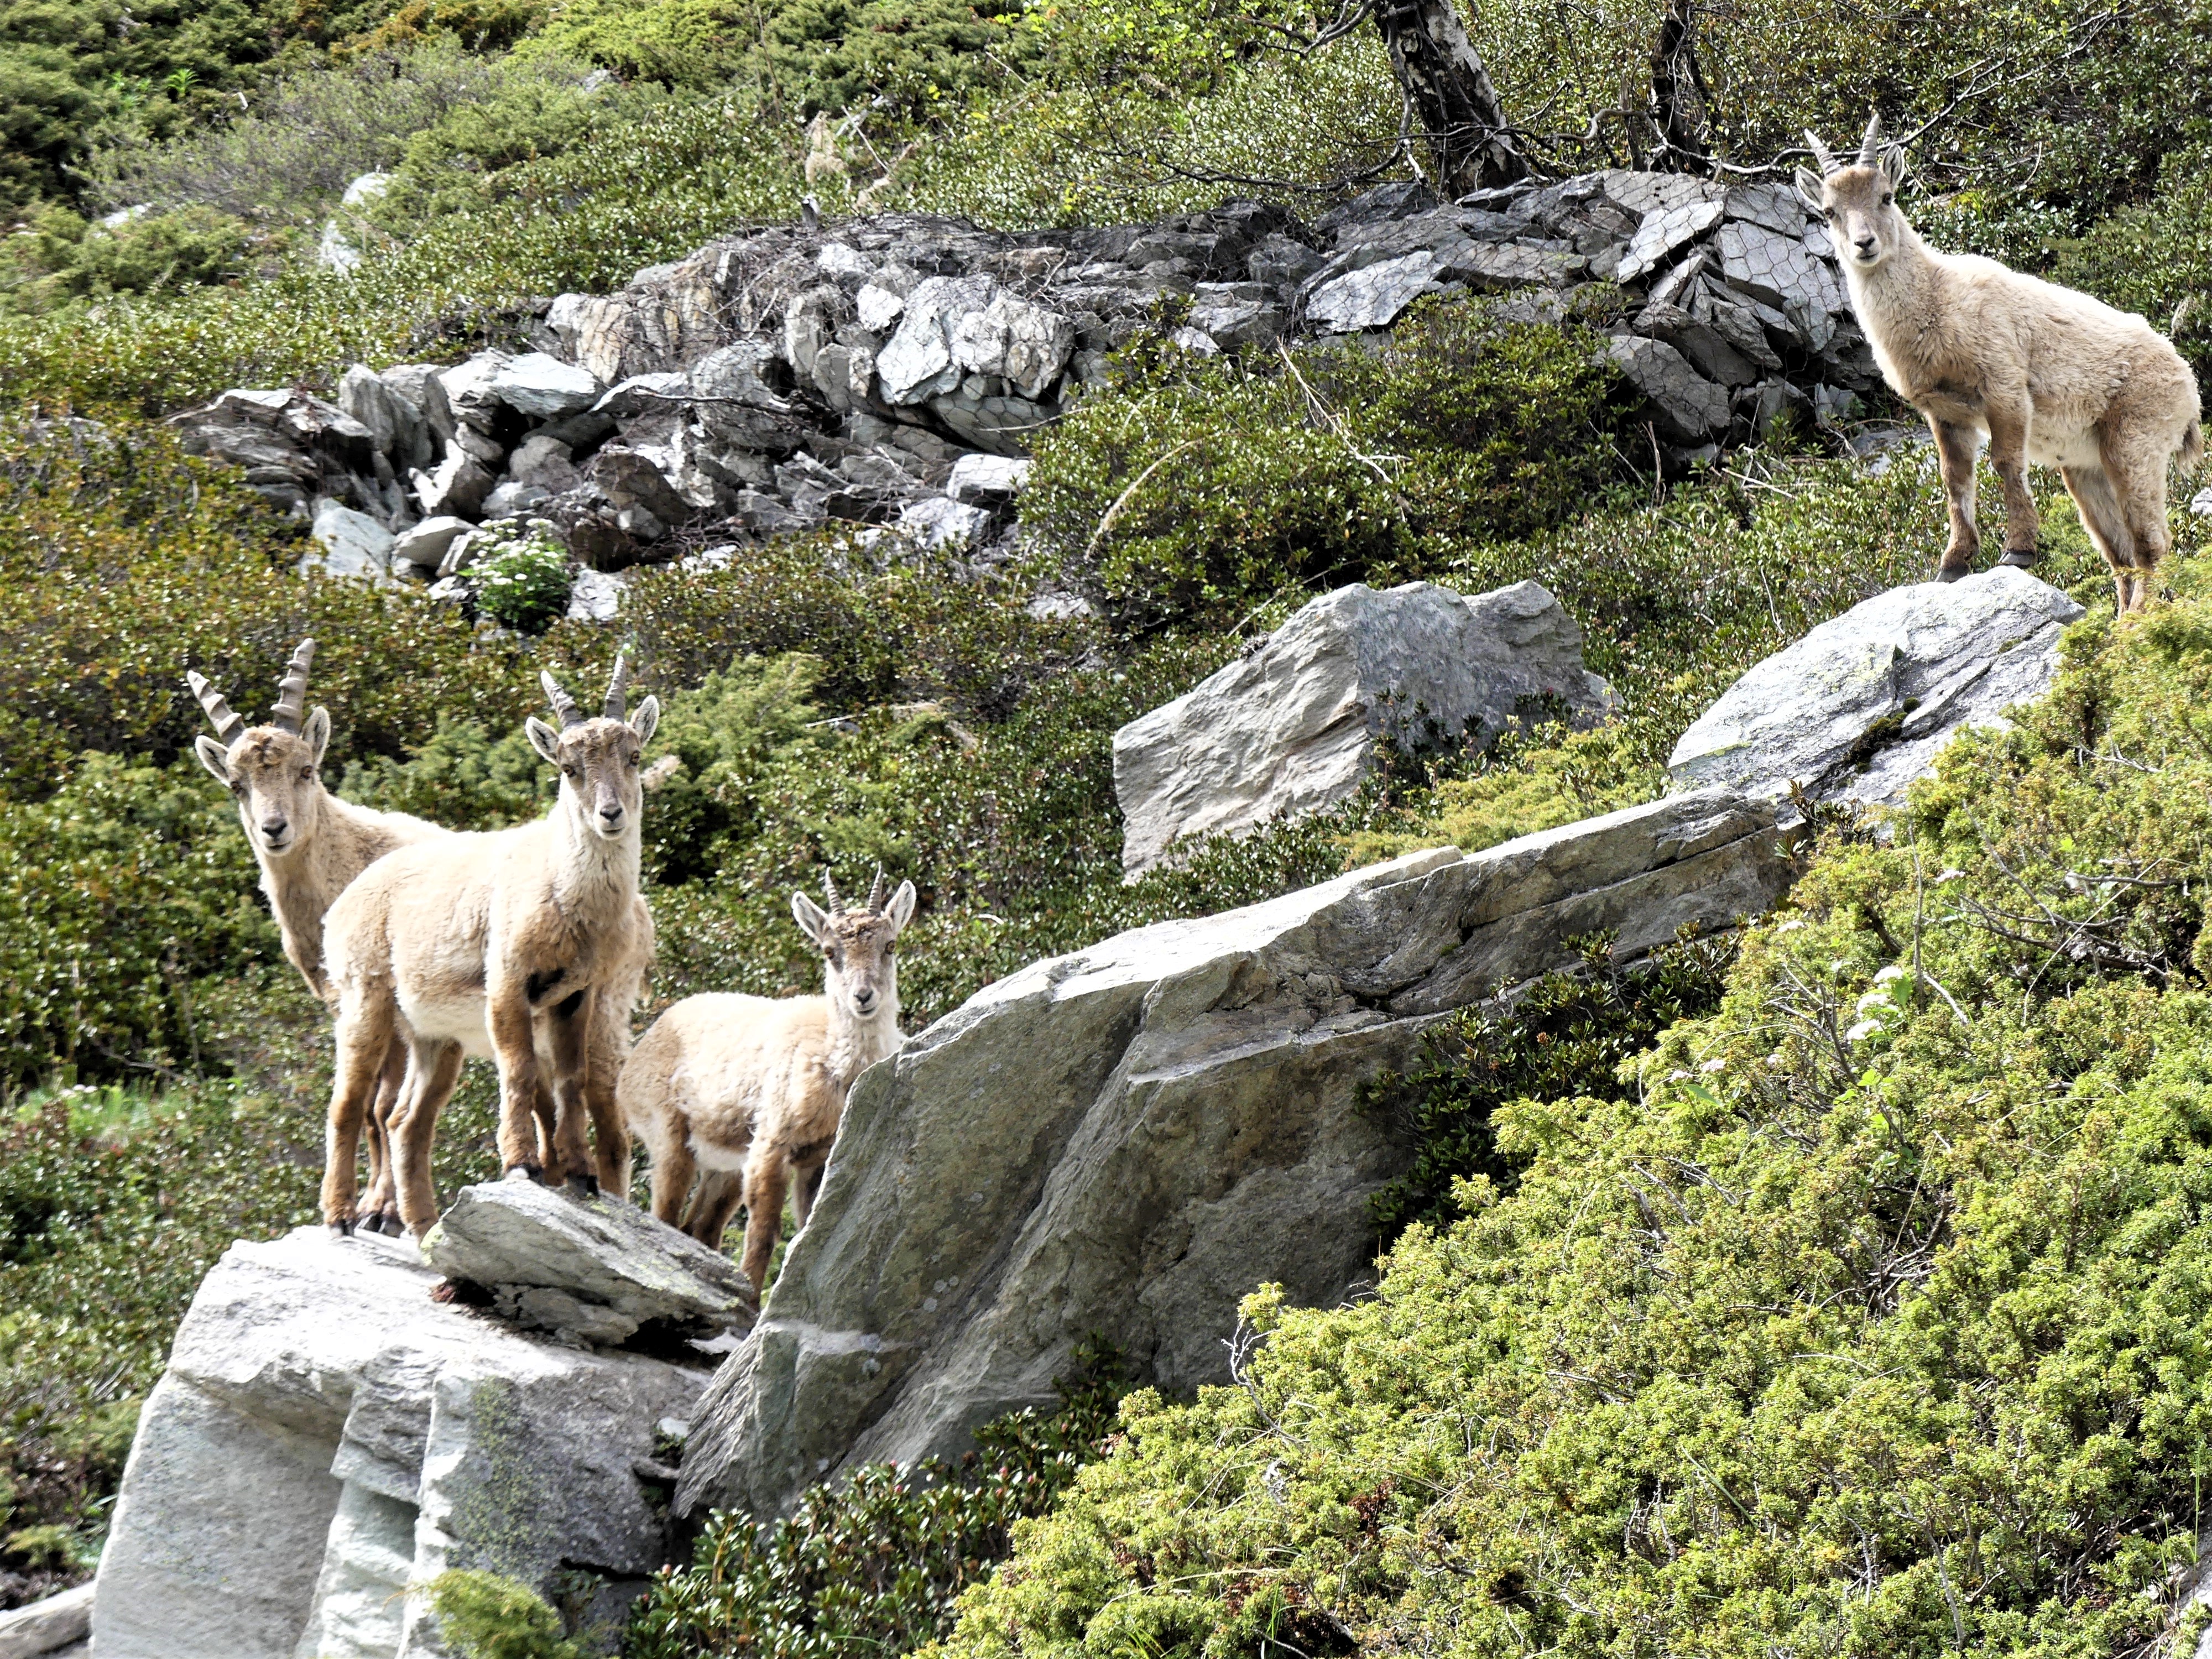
[528,656,660,842]
[791,865,919,1023]
[189,639,330,858]
[1797,113,1911,274]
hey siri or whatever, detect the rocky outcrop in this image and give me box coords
[1668,567,2085,815]
[0,1585,91,1659]
[675,790,1799,1521]
[1114,580,1613,876]
[165,176,1875,606]
[92,1193,742,1659]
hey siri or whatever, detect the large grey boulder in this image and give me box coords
[491,352,602,419]
[91,1226,708,1659]
[876,274,998,404]
[1306,251,1436,331]
[1114,579,1613,877]
[1603,335,1731,441]
[424,1179,757,1345]
[0,1584,92,1659]
[306,499,396,579]
[677,791,1798,1521]
[338,365,432,471]
[1668,567,2085,813]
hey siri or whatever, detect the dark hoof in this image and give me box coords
[504,1162,548,1186]
[1935,565,1971,583]
[1998,549,2040,570]
[328,1218,355,1238]
[374,1211,407,1237]
[565,1173,602,1198]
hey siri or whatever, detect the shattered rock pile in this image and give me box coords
[169,178,1876,609]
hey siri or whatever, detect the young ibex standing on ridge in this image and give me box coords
[1801,115,2204,611]
[190,640,442,1234]
[619,868,917,1296]
[321,660,657,1235]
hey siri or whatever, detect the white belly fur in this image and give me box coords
[397,990,496,1061]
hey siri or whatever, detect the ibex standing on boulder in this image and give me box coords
[321,660,657,1235]
[190,640,443,1234]
[619,868,917,1296]
[1801,116,2203,611]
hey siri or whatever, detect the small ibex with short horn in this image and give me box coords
[1800,114,2203,611]
[190,639,442,1233]
[321,659,657,1234]
[619,867,917,1296]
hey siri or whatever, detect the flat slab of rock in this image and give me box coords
[1114,579,1613,877]
[92,1229,705,1659]
[676,791,1797,1521]
[423,1180,757,1344]
[0,1584,92,1659]
[1668,567,2085,813]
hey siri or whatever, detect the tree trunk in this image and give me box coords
[1371,0,1530,196]
[1647,0,1712,169]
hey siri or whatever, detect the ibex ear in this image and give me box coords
[526,716,563,768]
[194,734,234,785]
[791,891,829,942]
[1793,168,1825,214]
[1879,144,1908,187]
[305,706,331,766]
[885,880,918,934]
[629,695,659,747]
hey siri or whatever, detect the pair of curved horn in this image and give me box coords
[186,638,315,743]
[821,864,892,917]
[1803,111,1885,176]
[540,655,632,731]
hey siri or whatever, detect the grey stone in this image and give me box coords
[1169,325,1220,356]
[855,284,905,332]
[1669,567,2086,814]
[1114,580,1614,877]
[92,1228,704,1659]
[1436,241,1587,291]
[588,445,693,529]
[2190,486,2212,517]
[896,495,994,549]
[491,352,602,420]
[1603,335,1731,441]
[1306,251,1436,330]
[677,795,1796,1520]
[338,365,431,471]
[816,242,875,287]
[306,500,395,579]
[482,481,553,520]
[1725,181,1813,238]
[508,433,583,494]
[377,366,456,444]
[688,343,805,451]
[1714,220,1844,349]
[410,443,494,520]
[567,568,626,624]
[945,453,1031,503]
[950,292,1075,398]
[877,274,997,404]
[389,515,472,575]
[437,353,511,432]
[0,1584,93,1659]
[784,285,852,383]
[1616,199,1724,283]
[424,1180,757,1344]
[592,372,690,420]
[1631,299,1760,388]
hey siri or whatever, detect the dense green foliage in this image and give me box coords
[935,573,2212,1658]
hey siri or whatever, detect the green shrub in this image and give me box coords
[2052,143,2212,383]
[934,568,2212,1659]
[0,202,258,315]
[626,1344,1130,1658]
[465,518,573,633]
[1021,299,1630,624]
[428,1570,584,1659]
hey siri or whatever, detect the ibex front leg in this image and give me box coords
[1985,401,2042,567]
[543,987,599,1196]
[1929,416,1983,580]
[488,983,550,1183]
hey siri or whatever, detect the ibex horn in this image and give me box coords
[867,865,889,914]
[186,670,247,747]
[823,869,844,915]
[603,654,630,721]
[1803,128,1838,176]
[540,669,587,731]
[270,639,315,735]
[1858,111,1885,165]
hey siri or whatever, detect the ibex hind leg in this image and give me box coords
[686,1168,746,1252]
[2110,444,2178,614]
[1931,418,1984,579]
[2060,463,2137,612]
[542,989,598,1198]
[359,1039,411,1236]
[390,1039,465,1236]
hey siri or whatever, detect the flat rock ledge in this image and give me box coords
[425,1177,757,1345]
[0,1584,92,1659]
[92,1226,709,1659]
[1668,567,2085,815]
[676,788,1799,1521]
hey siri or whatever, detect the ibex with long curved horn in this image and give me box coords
[618,865,918,1295]
[189,640,446,1233]
[1799,114,2203,611]
[320,659,659,1234]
